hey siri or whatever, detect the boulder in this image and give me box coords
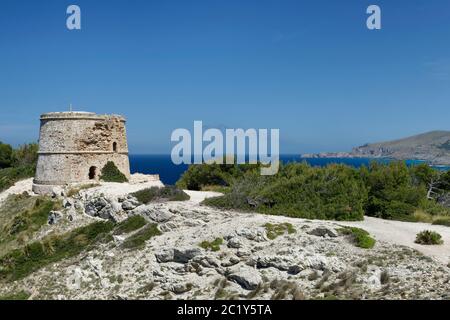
[48,211,63,225]
[304,255,328,270]
[155,249,175,263]
[131,206,174,223]
[255,255,297,271]
[51,187,65,198]
[227,236,244,249]
[122,198,140,211]
[85,197,123,221]
[192,255,221,268]
[147,210,173,223]
[228,266,262,290]
[171,283,192,294]
[307,227,338,238]
[63,199,73,208]
[173,247,202,263]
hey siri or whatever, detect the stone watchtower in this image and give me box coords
[32,111,131,195]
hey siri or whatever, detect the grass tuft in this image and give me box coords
[264,223,296,240]
[121,223,161,250]
[199,238,223,251]
[338,227,376,249]
[114,215,147,235]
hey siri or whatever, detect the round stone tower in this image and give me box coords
[32,111,131,195]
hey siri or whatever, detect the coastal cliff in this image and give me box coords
[302,131,450,165]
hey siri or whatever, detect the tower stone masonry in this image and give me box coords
[32,111,131,195]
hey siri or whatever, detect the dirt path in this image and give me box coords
[338,217,450,264]
[0,178,34,207]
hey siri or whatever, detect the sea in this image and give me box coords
[129,155,450,185]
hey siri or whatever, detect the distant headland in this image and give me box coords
[301,131,450,166]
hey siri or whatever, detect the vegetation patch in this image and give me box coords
[114,215,147,235]
[0,142,38,192]
[202,163,368,221]
[6,198,55,236]
[0,194,61,256]
[264,223,296,240]
[199,238,223,251]
[121,223,161,250]
[100,161,128,183]
[0,290,30,300]
[176,160,259,191]
[415,230,443,245]
[338,227,376,249]
[195,161,450,223]
[0,221,114,282]
[131,186,190,204]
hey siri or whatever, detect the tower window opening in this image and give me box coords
[113,142,117,152]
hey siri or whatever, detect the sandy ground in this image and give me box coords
[184,190,223,204]
[340,217,450,264]
[80,179,164,199]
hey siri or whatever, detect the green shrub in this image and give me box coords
[0,221,114,281]
[199,238,223,251]
[114,215,147,235]
[100,161,128,183]
[122,223,161,249]
[264,223,296,240]
[131,186,190,204]
[415,230,443,245]
[362,162,427,220]
[338,227,376,249]
[176,160,260,191]
[0,142,13,169]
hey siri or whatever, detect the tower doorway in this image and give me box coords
[89,166,97,180]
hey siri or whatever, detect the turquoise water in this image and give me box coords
[129,155,450,185]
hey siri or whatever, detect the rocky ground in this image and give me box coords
[0,178,450,300]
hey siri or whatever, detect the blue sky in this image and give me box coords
[0,0,449,154]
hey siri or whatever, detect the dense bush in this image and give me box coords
[197,160,450,222]
[131,186,190,204]
[0,142,13,169]
[415,230,443,245]
[204,163,367,221]
[176,160,260,191]
[100,161,128,183]
[361,162,426,220]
